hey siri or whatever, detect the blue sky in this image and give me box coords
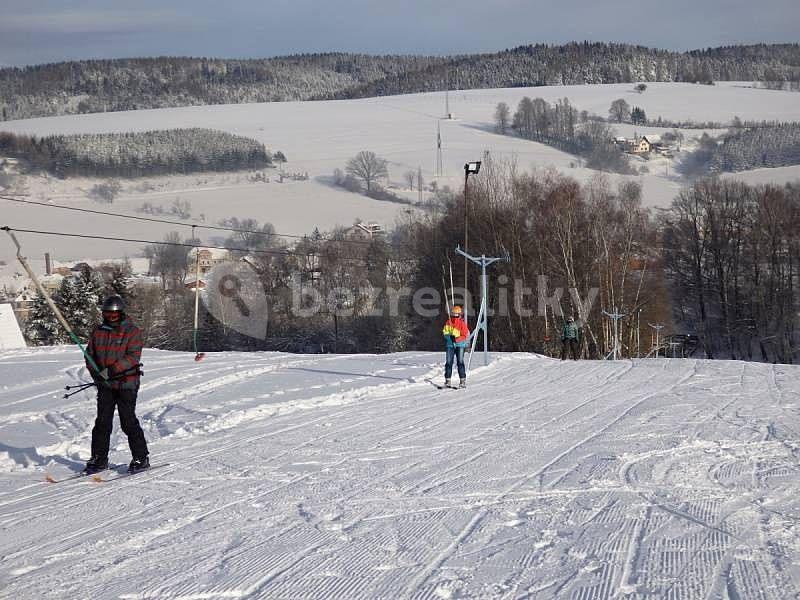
[1,0,798,66]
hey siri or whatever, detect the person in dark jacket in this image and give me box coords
[560,316,581,360]
[84,295,149,473]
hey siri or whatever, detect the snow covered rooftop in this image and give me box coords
[187,247,230,260]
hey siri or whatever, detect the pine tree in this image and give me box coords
[105,261,133,303]
[631,107,647,125]
[58,272,103,342]
[23,291,65,346]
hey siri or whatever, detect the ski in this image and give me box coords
[427,379,464,391]
[45,466,113,484]
[90,463,170,483]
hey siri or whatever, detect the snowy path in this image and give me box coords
[1,349,799,599]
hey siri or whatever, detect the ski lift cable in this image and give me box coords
[0,194,416,250]
[0,225,408,265]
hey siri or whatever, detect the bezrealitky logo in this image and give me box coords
[202,261,268,340]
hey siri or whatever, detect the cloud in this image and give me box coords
[0,10,182,35]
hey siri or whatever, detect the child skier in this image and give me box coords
[443,305,470,388]
[83,295,150,474]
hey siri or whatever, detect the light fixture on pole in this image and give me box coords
[463,161,481,326]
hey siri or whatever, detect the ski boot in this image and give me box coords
[459,378,467,389]
[83,455,108,474]
[128,456,150,473]
[444,378,452,388]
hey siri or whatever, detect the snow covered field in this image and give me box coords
[2,81,800,265]
[1,348,799,598]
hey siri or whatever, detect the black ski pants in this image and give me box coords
[561,338,580,360]
[90,386,149,460]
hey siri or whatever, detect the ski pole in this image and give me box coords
[2,227,107,381]
[64,382,96,399]
[63,363,143,398]
[64,363,143,389]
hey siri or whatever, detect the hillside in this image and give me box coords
[1,43,799,121]
[3,81,800,267]
[1,348,799,598]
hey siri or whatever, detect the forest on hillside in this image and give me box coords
[678,122,800,176]
[1,43,799,121]
[0,128,271,177]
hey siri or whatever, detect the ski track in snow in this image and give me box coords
[0,349,799,599]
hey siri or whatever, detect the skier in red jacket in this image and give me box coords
[83,295,149,474]
[442,305,470,388]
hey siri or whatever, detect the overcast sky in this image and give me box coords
[1,0,798,67]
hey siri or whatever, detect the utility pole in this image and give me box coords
[455,244,509,369]
[602,307,626,360]
[436,121,443,178]
[648,322,665,357]
[636,309,641,358]
[417,165,423,204]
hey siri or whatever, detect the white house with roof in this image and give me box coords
[187,247,231,275]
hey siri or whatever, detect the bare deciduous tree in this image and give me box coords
[345,151,388,192]
[404,170,416,190]
[494,102,510,134]
[609,98,630,123]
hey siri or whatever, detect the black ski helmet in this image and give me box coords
[101,294,126,312]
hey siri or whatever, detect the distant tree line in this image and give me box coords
[1,43,799,120]
[756,80,800,92]
[335,43,800,99]
[679,122,800,176]
[662,179,800,362]
[20,166,799,364]
[0,128,271,177]
[497,97,634,174]
[609,98,723,129]
[0,54,445,121]
[710,121,800,171]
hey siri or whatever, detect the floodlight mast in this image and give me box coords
[462,161,481,327]
[455,244,509,370]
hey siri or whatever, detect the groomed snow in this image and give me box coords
[1,348,798,598]
[2,82,800,265]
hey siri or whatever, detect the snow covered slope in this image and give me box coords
[1,348,799,598]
